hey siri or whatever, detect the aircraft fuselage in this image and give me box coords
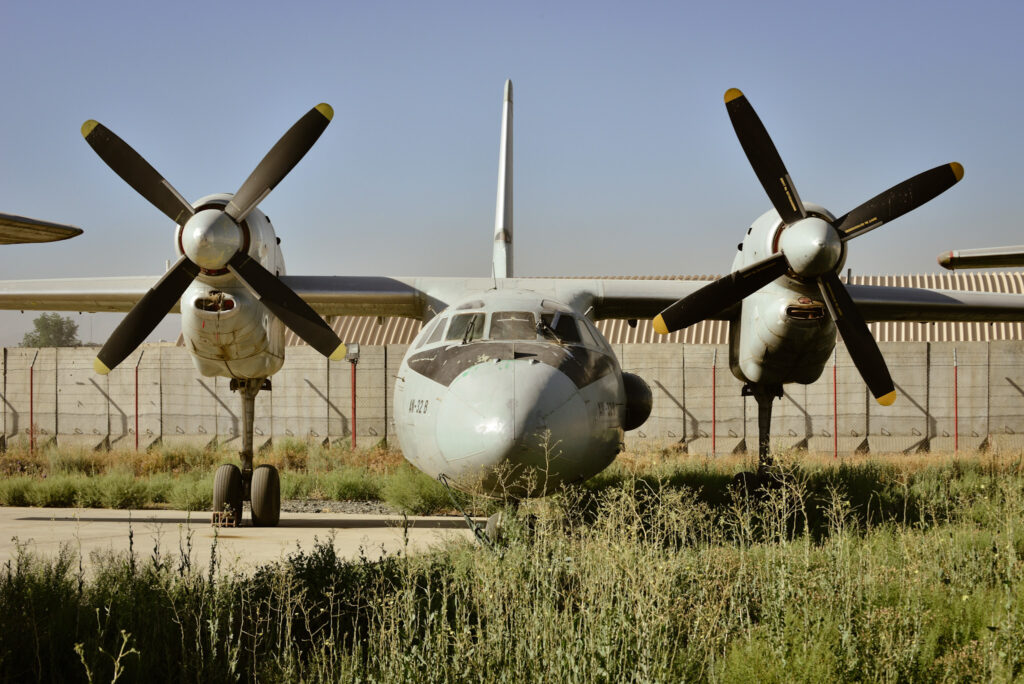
[394,290,634,497]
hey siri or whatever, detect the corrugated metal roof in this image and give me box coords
[176,272,1024,346]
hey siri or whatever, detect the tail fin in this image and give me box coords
[492,80,513,279]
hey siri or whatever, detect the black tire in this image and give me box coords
[213,464,243,527]
[251,464,281,527]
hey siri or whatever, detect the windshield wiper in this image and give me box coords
[462,316,478,344]
[537,316,562,342]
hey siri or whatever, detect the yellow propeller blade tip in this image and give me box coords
[329,342,347,361]
[81,120,99,138]
[315,103,334,121]
[724,88,744,103]
[93,357,111,375]
[876,390,897,406]
[950,162,964,182]
[652,315,669,335]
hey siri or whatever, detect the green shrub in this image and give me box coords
[0,477,33,506]
[99,472,151,510]
[281,471,313,499]
[26,475,79,507]
[74,478,105,508]
[381,465,453,515]
[146,473,175,504]
[321,467,383,501]
[167,476,212,511]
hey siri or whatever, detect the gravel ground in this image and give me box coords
[279,499,403,516]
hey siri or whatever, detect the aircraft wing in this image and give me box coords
[0,275,1020,324]
[938,245,1024,270]
[0,276,162,312]
[0,213,83,244]
[848,284,1024,322]
[580,278,730,320]
[0,274,429,317]
[280,276,725,320]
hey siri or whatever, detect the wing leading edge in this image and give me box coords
[0,275,1021,325]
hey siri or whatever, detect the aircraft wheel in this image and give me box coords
[484,510,506,544]
[213,464,243,527]
[250,464,281,527]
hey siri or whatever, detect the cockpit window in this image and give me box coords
[539,312,581,343]
[490,311,536,340]
[418,315,445,348]
[446,313,485,343]
[577,317,602,349]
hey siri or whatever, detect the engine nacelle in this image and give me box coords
[174,193,288,380]
[181,280,286,378]
[622,372,653,431]
[729,286,835,387]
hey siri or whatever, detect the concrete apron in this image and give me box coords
[0,507,477,576]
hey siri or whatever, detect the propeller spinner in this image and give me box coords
[83,104,346,374]
[653,88,964,406]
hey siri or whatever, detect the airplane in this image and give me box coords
[938,244,1024,269]
[0,213,81,244]
[1,82,1024,527]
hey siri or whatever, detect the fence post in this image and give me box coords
[135,350,145,451]
[953,347,959,452]
[833,348,838,459]
[29,350,39,453]
[711,348,717,457]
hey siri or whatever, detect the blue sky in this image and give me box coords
[1,0,1022,345]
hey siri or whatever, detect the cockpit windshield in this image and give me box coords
[490,311,536,340]
[539,313,581,343]
[446,313,485,343]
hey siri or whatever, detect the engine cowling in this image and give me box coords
[622,372,653,431]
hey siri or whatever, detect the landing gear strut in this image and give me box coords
[732,383,783,492]
[212,377,280,526]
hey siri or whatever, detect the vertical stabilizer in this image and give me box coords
[492,80,513,279]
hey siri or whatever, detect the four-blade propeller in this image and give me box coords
[653,88,964,405]
[84,105,345,375]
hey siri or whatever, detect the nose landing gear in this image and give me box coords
[212,377,281,527]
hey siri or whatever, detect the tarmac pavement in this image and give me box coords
[0,506,478,574]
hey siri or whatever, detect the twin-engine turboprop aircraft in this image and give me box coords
[2,82,1024,526]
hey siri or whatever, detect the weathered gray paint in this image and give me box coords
[0,341,1021,456]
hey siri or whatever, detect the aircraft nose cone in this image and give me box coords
[181,209,242,270]
[435,360,516,468]
[434,358,589,492]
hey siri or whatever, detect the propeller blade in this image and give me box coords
[225,104,334,223]
[654,254,789,334]
[94,256,200,374]
[724,88,805,225]
[227,252,346,360]
[833,163,964,241]
[817,271,895,405]
[81,121,195,225]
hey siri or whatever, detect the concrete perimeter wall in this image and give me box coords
[1,342,1021,455]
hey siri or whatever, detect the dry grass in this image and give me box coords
[2,454,1024,682]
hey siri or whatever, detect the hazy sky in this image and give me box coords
[1,0,1022,346]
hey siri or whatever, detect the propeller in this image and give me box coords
[653,88,964,405]
[85,105,345,375]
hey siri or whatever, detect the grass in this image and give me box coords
[1,453,1023,682]
[0,441,449,514]
[2,442,1024,521]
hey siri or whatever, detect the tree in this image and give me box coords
[21,313,81,347]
